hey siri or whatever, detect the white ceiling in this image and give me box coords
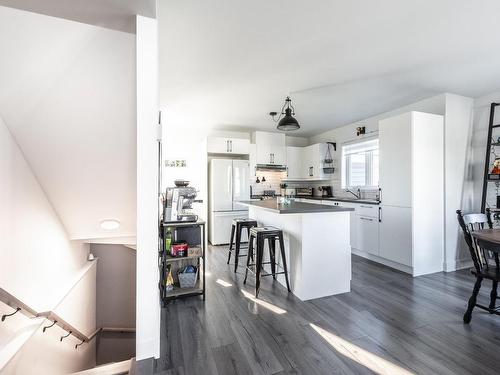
[158,0,500,137]
[0,6,136,240]
[0,0,156,33]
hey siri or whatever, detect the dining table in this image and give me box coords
[472,228,500,253]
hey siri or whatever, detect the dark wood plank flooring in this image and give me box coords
[141,245,500,375]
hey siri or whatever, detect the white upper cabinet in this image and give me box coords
[254,131,286,165]
[288,143,336,179]
[207,136,250,154]
[378,113,412,207]
[286,146,303,178]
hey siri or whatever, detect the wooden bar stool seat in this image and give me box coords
[243,226,291,298]
[228,218,257,272]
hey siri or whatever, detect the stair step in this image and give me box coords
[70,358,133,375]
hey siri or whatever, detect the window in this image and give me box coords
[342,139,379,188]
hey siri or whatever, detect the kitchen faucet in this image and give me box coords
[345,188,361,199]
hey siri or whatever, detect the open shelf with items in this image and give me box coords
[159,220,206,304]
[481,102,500,226]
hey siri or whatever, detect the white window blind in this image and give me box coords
[342,138,379,188]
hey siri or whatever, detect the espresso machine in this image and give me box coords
[163,186,200,223]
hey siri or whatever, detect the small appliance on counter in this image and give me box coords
[296,187,313,197]
[163,185,201,223]
[318,186,333,198]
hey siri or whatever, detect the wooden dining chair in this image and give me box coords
[457,208,500,323]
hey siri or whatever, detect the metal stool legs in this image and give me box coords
[244,230,291,298]
[278,233,291,293]
[244,233,254,285]
[227,223,235,264]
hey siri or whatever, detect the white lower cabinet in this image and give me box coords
[378,205,412,266]
[356,215,379,255]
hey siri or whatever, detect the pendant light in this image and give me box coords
[269,96,300,131]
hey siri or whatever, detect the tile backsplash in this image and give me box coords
[250,170,379,200]
[250,171,287,196]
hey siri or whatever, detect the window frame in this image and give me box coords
[342,139,379,189]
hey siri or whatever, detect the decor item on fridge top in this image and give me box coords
[209,159,250,245]
[163,185,201,222]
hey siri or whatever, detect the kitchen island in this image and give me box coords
[241,199,354,300]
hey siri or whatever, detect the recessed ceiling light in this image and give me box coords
[100,219,120,230]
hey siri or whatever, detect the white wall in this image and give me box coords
[136,15,161,361]
[0,116,96,373]
[443,94,474,271]
[0,6,136,241]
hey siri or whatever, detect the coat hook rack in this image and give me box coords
[60,331,72,342]
[1,307,20,322]
[42,320,57,333]
[75,339,85,349]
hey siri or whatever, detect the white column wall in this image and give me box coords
[136,15,161,361]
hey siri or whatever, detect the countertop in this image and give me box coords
[241,199,354,214]
[297,196,380,205]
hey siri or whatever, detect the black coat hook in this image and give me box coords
[1,307,20,322]
[75,339,85,349]
[43,320,57,333]
[60,331,72,342]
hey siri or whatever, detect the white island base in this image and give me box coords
[248,204,351,301]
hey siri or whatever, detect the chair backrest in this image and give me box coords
[456,209,493,272]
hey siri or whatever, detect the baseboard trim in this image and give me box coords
[352,249,413,275]
[443,259,473,272]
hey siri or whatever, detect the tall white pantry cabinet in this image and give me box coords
[378,111,444,276]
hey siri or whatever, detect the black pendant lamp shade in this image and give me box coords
[271,96,300,131]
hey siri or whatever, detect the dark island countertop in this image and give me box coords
[240,199,354,214]
[298,196,380,205]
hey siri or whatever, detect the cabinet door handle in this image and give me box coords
[379,187,382,203]
[360,217,373,221]
[229,140,232,152]
[309,167,313,176]
[226,140,229,152]
[378,207,382,222]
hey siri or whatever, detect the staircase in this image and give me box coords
[70,358,135,375]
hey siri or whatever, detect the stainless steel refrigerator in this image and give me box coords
[209,159,250,245]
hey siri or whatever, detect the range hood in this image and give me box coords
[255,164,287,171]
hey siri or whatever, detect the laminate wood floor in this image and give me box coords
[139,245,500,375]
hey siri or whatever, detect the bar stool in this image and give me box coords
[228,218,258,272]
[244,226,291,297]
